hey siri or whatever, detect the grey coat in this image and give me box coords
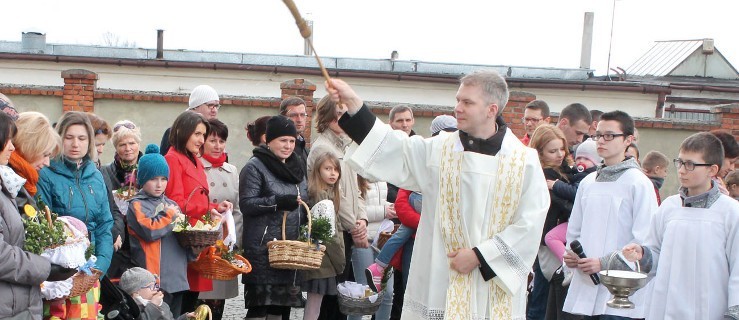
[239,156,308,286]
[198,158,243,300]
[0,184,50,320]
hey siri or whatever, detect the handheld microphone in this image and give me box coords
[570,240,600,285]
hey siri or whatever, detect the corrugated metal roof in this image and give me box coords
[0,41,593,81]
[627,40,703,76]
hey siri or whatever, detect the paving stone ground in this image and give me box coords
[219,276,370,320]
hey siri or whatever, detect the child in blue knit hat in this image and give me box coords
[126,144,191,317]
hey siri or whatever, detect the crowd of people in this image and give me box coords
[0,67,737,320]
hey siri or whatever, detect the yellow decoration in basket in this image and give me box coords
[24,204,37,218]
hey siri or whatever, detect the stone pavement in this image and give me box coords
[220,276,372,320]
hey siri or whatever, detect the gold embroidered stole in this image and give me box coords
[437,133,527,319]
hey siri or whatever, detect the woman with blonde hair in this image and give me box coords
[101,120,143,279]
[529,125,579,320]
[8,111,61,211]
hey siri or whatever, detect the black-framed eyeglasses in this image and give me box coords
[673,158,714,171]
[204,103,221,110]
[286,112,308,119]
[113,122,136,132]
[593,133,627,141]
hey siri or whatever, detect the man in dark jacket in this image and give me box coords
[279,97,310,171]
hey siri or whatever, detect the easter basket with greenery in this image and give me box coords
[267,199,329,270]
[190,240,252,280]
[172,187,221,251]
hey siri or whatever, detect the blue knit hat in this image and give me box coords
[137,144,169,186]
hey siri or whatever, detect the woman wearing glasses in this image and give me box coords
[38,111,115,320]
[164,111,233,314]
[101,120,143,279]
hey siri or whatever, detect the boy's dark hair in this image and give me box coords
[525,100,550,118]
[679,132,724,167]
[642,150,669,171]
[599,110,635,136]
[208,118,228,141]
[590,109,604,122]
[710,130,739,159]
[560,103,592,125]
[169,111,210,160]
[279,97,306,115]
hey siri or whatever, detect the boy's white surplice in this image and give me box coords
[345,119,548,320]
[644,194,739,319]
[564,168,657,318]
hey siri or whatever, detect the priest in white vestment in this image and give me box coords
[326,70,549,320]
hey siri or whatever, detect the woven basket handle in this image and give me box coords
[279,199,312,243]
[183,186,208,216]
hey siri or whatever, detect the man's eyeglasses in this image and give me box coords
[286,112,308,119]
[522,117,543,123]
[593,133,627,141]
[203,103,221,111]
[673,159,714,171]
[113,122,136,132]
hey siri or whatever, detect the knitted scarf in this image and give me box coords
[202,152,227,168]
[251,146,304,184]
[8,152,38,195]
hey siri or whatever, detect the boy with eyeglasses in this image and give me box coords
[563,110,658,319]
[120,267,192,320]
[622,132,739,319]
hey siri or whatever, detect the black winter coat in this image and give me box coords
[540,166,575,245]
[239,156,308,286]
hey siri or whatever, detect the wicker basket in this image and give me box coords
[64,268,103,299]
[338,289,386,316]
[190,246,252,280]
[174,187,221,251]
[267,200,326,270]
[376,224,400,249]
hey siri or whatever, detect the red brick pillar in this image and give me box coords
[61,69,98,113]
[712,103,739,140]
[501,91,536,138]
[280,79,316,142]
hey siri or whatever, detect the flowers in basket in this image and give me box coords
[213,240,246,268]
[112,170,138,213]
[21,198,68,255]
[24,200,100,300]
[172,209,223,251]
[191,239,252,280]
[298,199,336,245]
[172,210,221,232]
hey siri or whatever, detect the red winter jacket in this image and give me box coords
[164,149,217,292]
[389,189,421,270]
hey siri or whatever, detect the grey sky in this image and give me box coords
[2,0,737,76]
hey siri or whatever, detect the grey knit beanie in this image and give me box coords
[120,267,156,294]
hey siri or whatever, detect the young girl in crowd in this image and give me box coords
[302,152,345,320]
[529,125,576,320]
